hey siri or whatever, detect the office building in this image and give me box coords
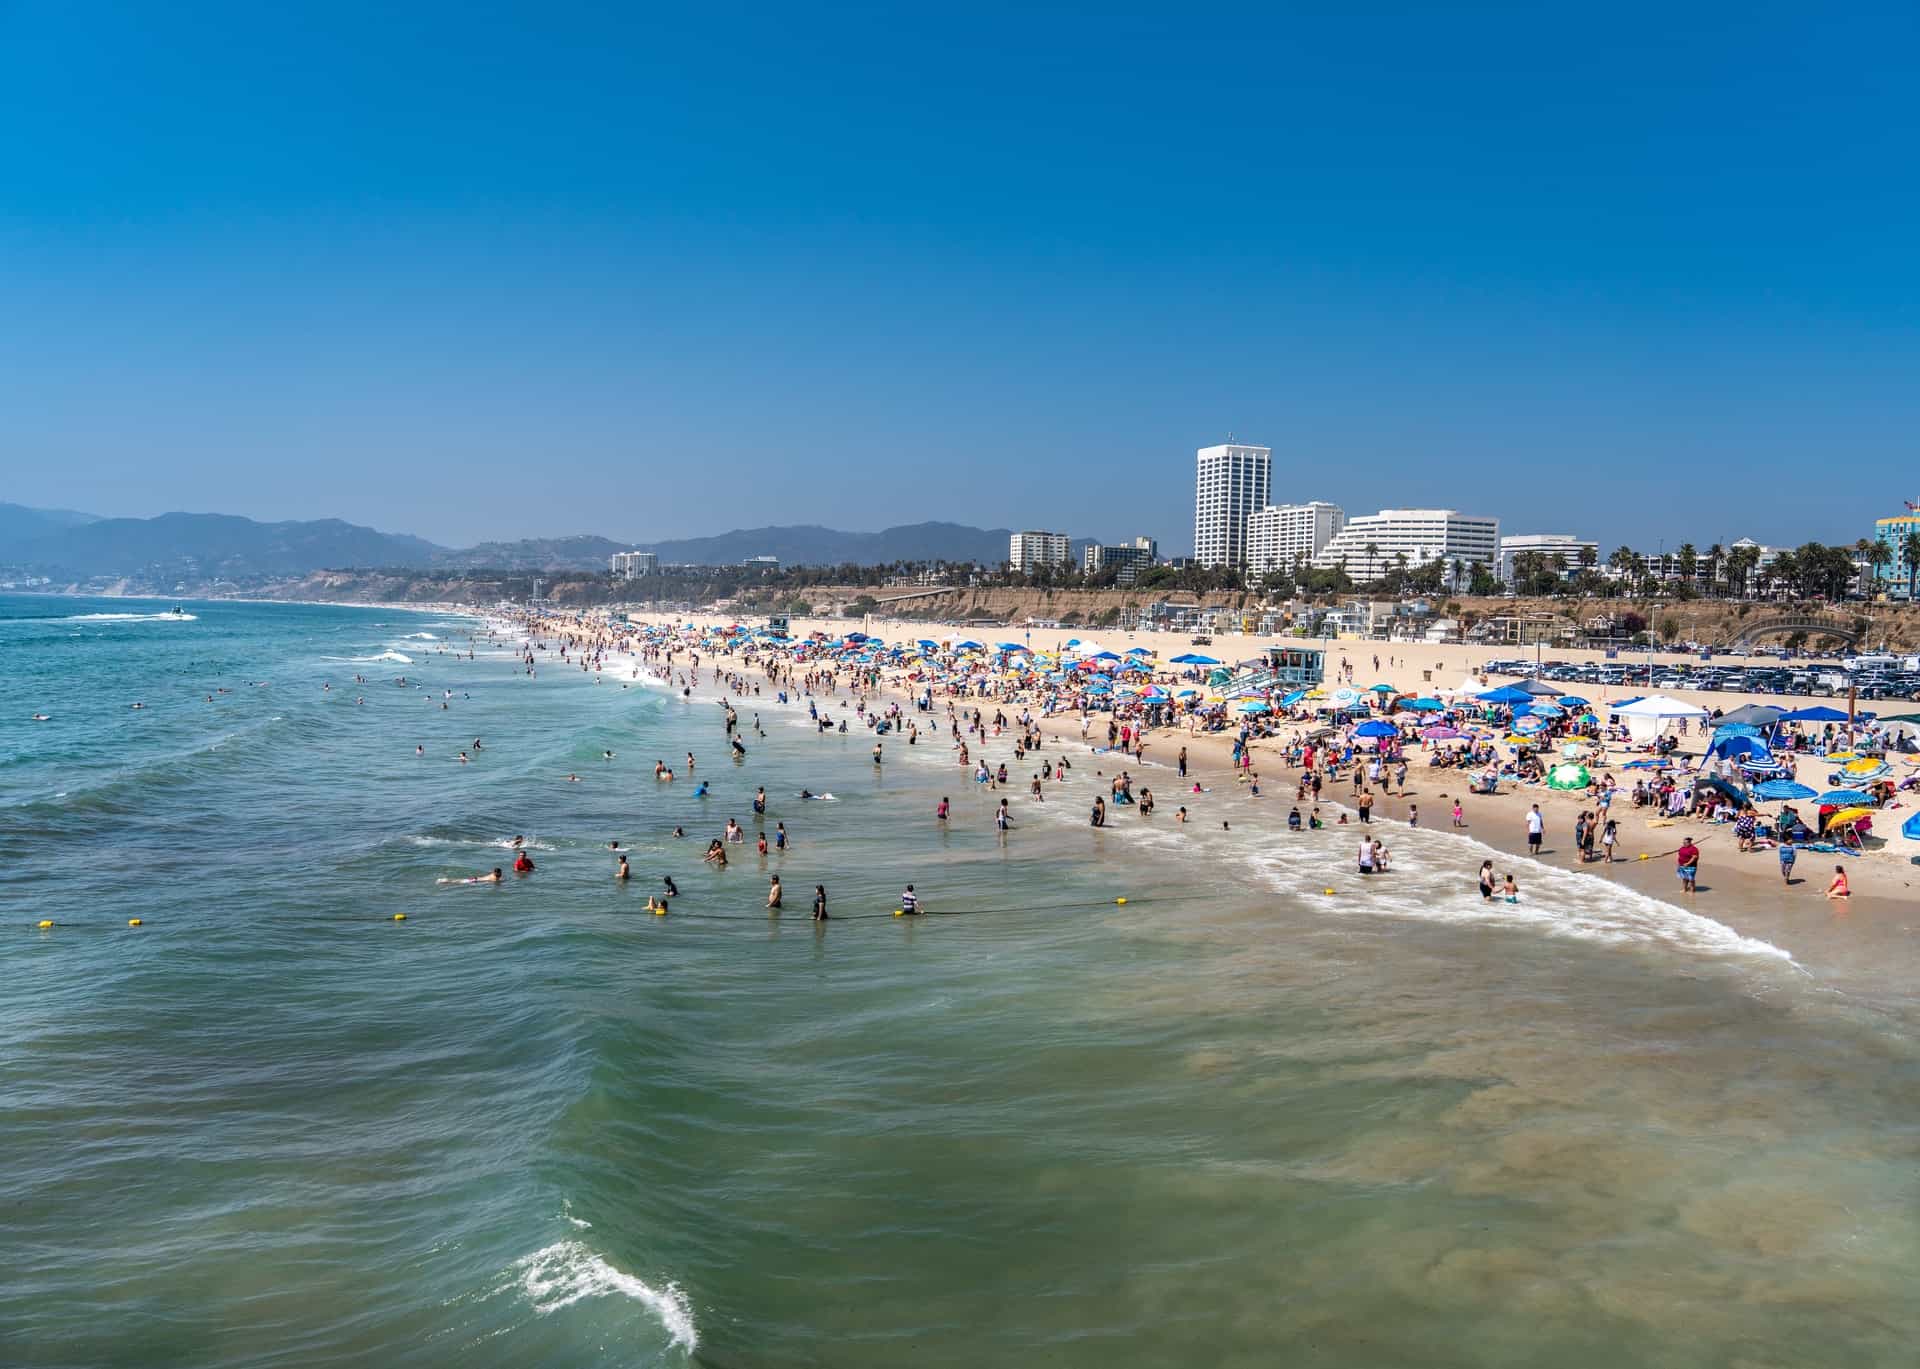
[1082,536,1159,586]
[1497,534,1597,585]
[1312,509,1499,585]
[610,550,658,579]
[1247,501,1346,576]
[1008,530,1072,572]
[1193,442,1271,568]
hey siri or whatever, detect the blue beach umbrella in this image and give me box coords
[1557,695,1590,708]
[1751,779,1815,801]
[1279,689,1307,706]
[1353,719,1399,738]
[1170,653,1221,665]
[1511,714,1550,735]
[1402,698,1445,711]
[1238,701,1272,714]
[1816,789,1874,806]
[1904,812,1920,840]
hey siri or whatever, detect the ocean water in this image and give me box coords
[2,595,1916,1368]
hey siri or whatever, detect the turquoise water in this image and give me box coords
[2,595,1916,1367]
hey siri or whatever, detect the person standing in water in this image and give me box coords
[812,884,829,921]
[767,875,782,910]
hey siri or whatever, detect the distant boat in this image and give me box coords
[168,605,187,616]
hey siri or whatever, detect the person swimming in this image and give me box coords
[694,782,710,798]
[513,850,535,874]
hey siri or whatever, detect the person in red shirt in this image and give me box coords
[512,850,535,874]
[1675,838,1700,896]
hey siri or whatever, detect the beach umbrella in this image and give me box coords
[1353,719,1399,738]
[1367,683,1396,694]
[1779,706,1850,723]
[995,642,1025,652]
[1511,714,1549,735]
[1527,702,1565,717]
[1126,646,1153,656]
[1421,725,1464,740]
[1170,653,1221,665]
[1402,698,1445,711]
[954,639,984,650]
[1751,779,1815,801]
[1557,695,1590,708]
[1546,762,1591,791]
[1840,758,1888,777]
[1816,789,1874,806]
[1175,688,1200,698]
[1238,700,1273,714]
[1826,806,1877,828]
[1329,686,1362,706]
[1904,812,1920,840]
[1279,689,1308,706]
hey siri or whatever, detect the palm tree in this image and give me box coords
[1905,530,1920,603]
[1363,542,1379,582]
[1676,543,1697,588]
[1703,543,1724,597]
[1607,545,1637,594]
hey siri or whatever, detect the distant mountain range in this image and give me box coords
[0,505,1034,582]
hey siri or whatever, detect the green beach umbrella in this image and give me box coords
[1546,762,1591,791]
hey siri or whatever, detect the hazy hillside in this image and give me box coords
[0,502,101,545]
[10,513,441,577]
[0,508,1040,581]
[644,521,1016,567]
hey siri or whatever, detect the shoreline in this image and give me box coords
[543,609,1919,993]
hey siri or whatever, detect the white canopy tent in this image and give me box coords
[1612,694,1709,743]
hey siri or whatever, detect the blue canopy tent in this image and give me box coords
[1478,686,1535,705]
[1402,698,1445,712]
[1702,733,1774,768]
[1779,706,1850,723]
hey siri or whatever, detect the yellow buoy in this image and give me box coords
[37,919,53,929]
[393,913,406,921]
[1114,897,1127,905]
[653,907,667,915]
[1323,888,1336,895]
[1638,853,1650,861]
[128,918,142,927]
[893,909,904,916]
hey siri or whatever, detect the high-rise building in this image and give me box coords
[1082,536,1159,586]
[610,550,658,578]
[1311,510,1499,585]
[1193,442,1271,568]
[1497,534,1597,585]
[1247,502,1346,577]
[1008,530,1072,572]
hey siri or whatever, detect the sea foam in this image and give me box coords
[510,1240,697,1351]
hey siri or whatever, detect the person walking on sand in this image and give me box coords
[1525,804,1543,855]
[1675,836,1700,896]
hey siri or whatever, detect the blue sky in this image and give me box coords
[2,2,1916,553]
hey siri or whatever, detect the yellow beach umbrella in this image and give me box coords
[1824,751,1859,762]
[1841,758,1883,776]
[1825,806,1876,828]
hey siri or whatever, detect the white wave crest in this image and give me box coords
[510,1240,697,1351]
[401,632,439,640]
[64,611,198,622]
